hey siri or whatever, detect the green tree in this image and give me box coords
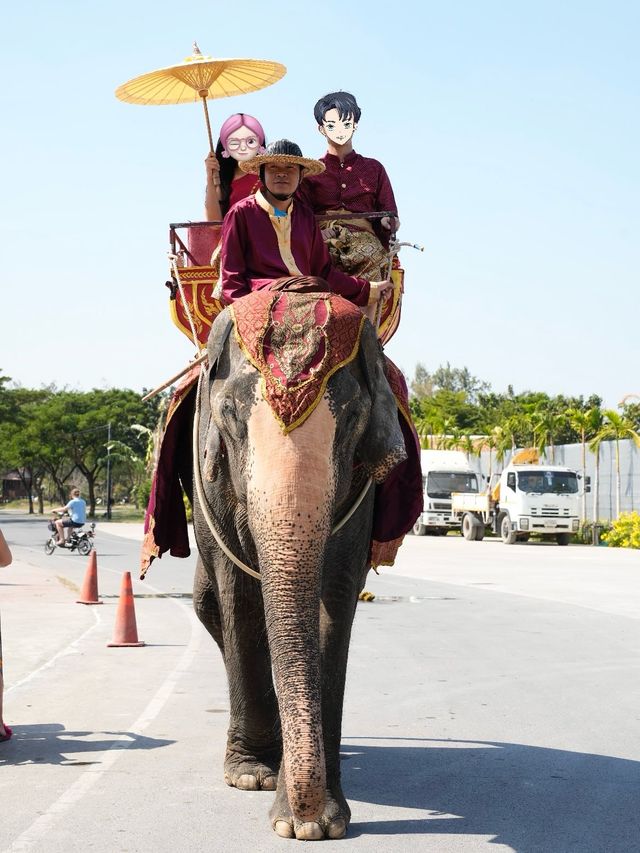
[63,389,161,516]
[531,409,567,462]
[0,387,161,515]
[491,425,514,467]
[409,363,434,400]
[430,363,490,403]
[592,411,640,518]
[449,432,479,462]
[567,406,603,521]
[587,409,605,520]
[621,401,640,431]
[0,386,54,512]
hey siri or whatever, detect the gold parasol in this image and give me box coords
[115,43,286,153]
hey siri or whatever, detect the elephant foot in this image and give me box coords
[224,743,280,791]
[270,785,350,841]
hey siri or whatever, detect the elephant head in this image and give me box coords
[194,291,406,834]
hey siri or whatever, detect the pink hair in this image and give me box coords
[219,113,266,156]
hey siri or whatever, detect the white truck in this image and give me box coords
[452,452,586,545]
[413,450,482,536]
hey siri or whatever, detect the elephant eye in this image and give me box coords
[344,404,365,436]
[220,396,236,420]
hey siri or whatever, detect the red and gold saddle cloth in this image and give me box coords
[230,290,365,433]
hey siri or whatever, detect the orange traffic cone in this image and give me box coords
[76,550,102,605]
[107,572,145,647]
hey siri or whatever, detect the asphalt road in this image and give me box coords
[1,512,639,852]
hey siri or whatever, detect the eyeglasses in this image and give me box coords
[226,137,260,151]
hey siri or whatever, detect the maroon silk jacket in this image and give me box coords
[220,191,370,306]
[297,150,398,248]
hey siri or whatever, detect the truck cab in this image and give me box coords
[498,465,581,544]
[413,450,481,536]
[452,459,585,545]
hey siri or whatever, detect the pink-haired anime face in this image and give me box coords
[219,113,266,163]
[224,125,262,162]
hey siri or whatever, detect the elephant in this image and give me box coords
[191,289,407,841]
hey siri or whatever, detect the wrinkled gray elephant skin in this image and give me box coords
[193,308,406,841]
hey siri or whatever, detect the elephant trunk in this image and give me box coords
[247,398,336,823]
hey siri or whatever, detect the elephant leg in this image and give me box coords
[269,529,370,841]
[215,560,281,791]
[193,556,224,655]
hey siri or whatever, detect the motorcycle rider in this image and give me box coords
[52,488,87,547]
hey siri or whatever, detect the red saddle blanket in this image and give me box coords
[230,289,366,433]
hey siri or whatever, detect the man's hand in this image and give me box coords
[368,279,393,304]
[380,215,400,231]
[205,152,221,187]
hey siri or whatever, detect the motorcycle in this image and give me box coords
[44,512,96,556]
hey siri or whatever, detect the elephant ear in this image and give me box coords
[356,322,408,484]
[202,311,234,482]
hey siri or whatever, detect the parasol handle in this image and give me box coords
[199,89,215,153]
[199,89,220,189]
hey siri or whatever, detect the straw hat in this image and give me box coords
[240,139,325,177]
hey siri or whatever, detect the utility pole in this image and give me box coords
[106,421,112,520]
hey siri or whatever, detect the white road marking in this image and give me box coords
[4,581,204,853]
[5,610,102,694]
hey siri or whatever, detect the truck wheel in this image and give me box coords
[500,514,517,545]
[413,521,427,536]
[461,513,478,541]
[475,524,486,541]
[556,532,571,546]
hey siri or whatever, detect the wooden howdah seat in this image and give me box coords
[166,215,404,349]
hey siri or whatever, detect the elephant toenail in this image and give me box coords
[236,774,258,790]
[274,820,294,838]
[328,819,347,839]
[296,822,323,841]
[261,775,277,790]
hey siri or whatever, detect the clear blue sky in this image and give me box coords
[2,1,638,407]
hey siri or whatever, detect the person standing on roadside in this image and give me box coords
[0,528,12,742]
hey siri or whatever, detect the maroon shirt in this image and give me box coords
[297,150,398,247]
[220,192,370,306]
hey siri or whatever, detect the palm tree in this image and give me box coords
[414,399,445,450]
[567,407,594,521]
[531,409,566,463]
[587,408,604,521]
[592,411,640,518]
[492,424,514,469]
[439,418,458,450]
[453,432,477,462]
[475,433,496,478]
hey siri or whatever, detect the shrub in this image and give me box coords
[183,492,193,523]
[601,512,640,549]
[574,521,612,545]
[135,479,152,511]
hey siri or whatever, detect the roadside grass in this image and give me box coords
[0,499,145,522]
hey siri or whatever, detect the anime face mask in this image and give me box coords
[319,108,357,145]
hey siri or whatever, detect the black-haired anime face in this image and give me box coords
[319,109,357,146]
